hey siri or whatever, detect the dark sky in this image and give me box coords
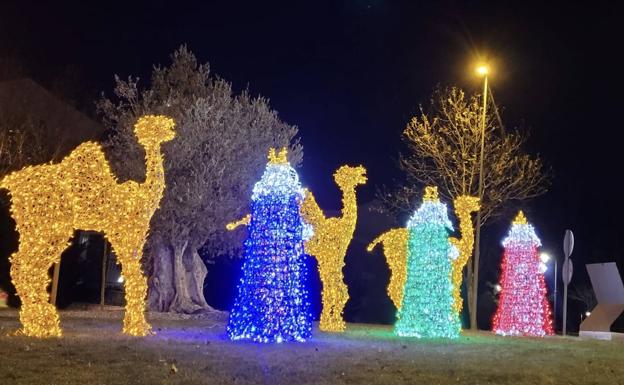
[2,1,623,326]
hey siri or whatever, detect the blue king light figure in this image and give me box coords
[226,147,313,343]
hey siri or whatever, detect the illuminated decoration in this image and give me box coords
[448,196,480,315]
[225,214,250,230]
[367,228,408,309]
[368,193,478,316]
[394,186,460,338]
[300,165,367,332]
[0,115,175,337]
[492,211,554,337]
[0,289,7,308]
[226,147,313,343]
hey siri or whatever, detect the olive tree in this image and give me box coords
[98,46,302,313]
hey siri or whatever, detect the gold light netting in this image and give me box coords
[300,165,367,332]
[367,228,409,309]
[448,196,480,315]
[1,115,175,337]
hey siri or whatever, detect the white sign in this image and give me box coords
[580,263,624,340]
[563,230,574,258]
[586,263,624,304]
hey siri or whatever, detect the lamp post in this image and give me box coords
[470,64,489,330]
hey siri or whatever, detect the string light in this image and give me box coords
[0,289,7,308]
[394,186,460,338]
[368,192,478,317]
[367,228,408,309]
[226,147,313,343]
[225,214,250,230]
[448,196,480,315]
[492,211,554,337]
[1,115,174,337]
[300,165,367,332]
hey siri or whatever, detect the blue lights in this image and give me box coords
[227,153,313,343]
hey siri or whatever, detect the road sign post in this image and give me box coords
[562,230,574,335]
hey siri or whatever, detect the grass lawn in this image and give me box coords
[0,308,622,384]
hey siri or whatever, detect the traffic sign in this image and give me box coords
[563,230,574,258]
[562,229,575,336]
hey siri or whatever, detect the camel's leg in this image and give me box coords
[10,235,69,337]
[319,278,334,331]
[319,272,347,332]
[334,278,348,329]
[110,240,151,336]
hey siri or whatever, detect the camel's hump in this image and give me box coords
[60,141,116,180]
[0,141,112,190]
[63,141,106,163]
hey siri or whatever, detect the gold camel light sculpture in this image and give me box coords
[300,165,367,332]
[1,115,175,337]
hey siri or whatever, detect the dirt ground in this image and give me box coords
[0,308,622,385]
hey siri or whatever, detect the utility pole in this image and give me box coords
[562,230,574,335]
[470,64,489,330]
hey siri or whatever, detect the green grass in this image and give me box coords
[1,309,622,384]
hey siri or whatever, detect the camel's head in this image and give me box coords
[454,195,480,213]
[334,165,367,189]
[134,115,176,148]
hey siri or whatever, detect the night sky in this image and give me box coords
[2,1,623,328]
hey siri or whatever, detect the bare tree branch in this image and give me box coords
[0,117,58,178]
[569,284,597,311]
[376,86,550,224]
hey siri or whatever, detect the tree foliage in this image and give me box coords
[97,46,302,312]
[378,86,549,224]
[569,284,597,312]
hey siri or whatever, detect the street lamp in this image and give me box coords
[470,62,489,330]
[539,252,549,273]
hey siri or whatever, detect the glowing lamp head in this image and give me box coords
[540,252,550,264]
[476,64,489,76]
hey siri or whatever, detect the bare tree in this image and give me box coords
[97,46,302,313]
[377,86,549,329]
[569,284,597,313]
[0,117,57,178]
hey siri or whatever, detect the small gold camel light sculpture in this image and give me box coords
[1,115,175,337]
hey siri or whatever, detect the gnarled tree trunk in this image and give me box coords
[147,240,211,313]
